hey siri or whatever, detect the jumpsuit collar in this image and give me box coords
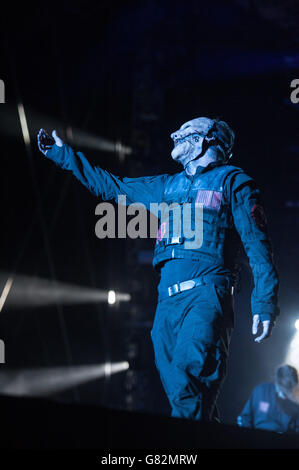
[184,160,227,180]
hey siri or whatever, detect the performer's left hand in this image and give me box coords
[252,314,273,343]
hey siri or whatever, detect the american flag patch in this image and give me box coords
[195,190,222,211]
[156,221,167,245]
[259,401,270,413]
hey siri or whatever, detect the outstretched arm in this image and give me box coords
[37,129,168,209]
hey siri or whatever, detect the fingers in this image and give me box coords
[37,128,52,155]
[37,129,64,155]
[252,315,273,343]
[52,130,64,147]
[254,320,273,343]
[252,314,260,335]
[37,129,43,153]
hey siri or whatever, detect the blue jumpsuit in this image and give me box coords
[237,383,299,433]
[45,143,279,421]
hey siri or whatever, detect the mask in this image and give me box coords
[170,117,234,169]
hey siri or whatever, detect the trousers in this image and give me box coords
[150,281,234,421]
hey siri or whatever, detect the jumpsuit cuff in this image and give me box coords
[252,303,280,321]
[257,313,274,323]
[46,143,67,166]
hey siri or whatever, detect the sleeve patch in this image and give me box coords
[251,204,267,231]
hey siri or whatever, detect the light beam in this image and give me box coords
[0,277,13,313]
[0,272,130,310]
[0,362,129,397]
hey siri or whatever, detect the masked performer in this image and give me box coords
[37,117,279,421]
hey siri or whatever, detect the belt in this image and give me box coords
[159,236,184,246]
[164,275,234,298]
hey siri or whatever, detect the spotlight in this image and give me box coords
[108,290,116,305]
[104,361,129,377]
[286,327,299,371]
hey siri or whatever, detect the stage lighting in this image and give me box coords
[0,272,130,309]
[104,361,129,377]
[0,104,132,158]
[0,277,13,313]
[108,290,116,305]
[17,103,30,146]
[286,328,299,371]
[0,362,130,397]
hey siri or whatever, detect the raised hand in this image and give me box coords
[37,129,64,155]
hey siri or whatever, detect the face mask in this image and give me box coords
[170,117,218,169]
[170,117,234,169]
[171,131,205,168]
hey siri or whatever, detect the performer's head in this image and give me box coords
[170,117,235,171]
[274,364,298,400]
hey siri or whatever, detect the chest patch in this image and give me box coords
[195,189,222,211]
[259,401,270,413]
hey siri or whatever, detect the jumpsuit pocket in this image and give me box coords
[211,283,235,334]
[211,283,232,313]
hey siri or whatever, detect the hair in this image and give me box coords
[275,364,298,391]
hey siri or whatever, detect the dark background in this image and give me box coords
[1,0,299,424]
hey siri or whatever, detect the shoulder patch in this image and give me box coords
[231,171,254,190]
[222,168,254,201]
[251,203,267,231]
